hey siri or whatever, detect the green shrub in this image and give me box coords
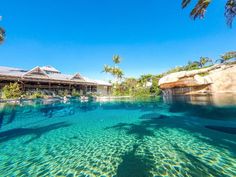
[58,90,63,97]
[150,86,161,96]
[132,87,150,98]
[30,90,45,99]
[71,89,80,97]
[150,76,161,96]
[86,92,94,98]
[198,72,209,77]
[64,90,69,96]
[1,83,22,99]
[58,90,69,97]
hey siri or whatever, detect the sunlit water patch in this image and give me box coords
[0,97,236,177]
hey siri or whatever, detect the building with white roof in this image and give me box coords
[0,65,112,96]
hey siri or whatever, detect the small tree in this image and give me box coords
[216,51,236,63]
[221,51,236,63]
[103,55,124,85]
[185,61,199,70]
[1,83,22,99]
[103,55,125,96]
[198,57,212,68]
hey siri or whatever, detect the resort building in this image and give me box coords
[0,65,112,96]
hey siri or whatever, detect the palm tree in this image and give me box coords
[112,55,121,64]
[0,27,5,44]
[103,65,112,73]
[103,55,124,83]
[217,51,236,63]
[186,60,199,70]
[182,0,236,27]
[111,67,124,80]
[199,57,212,68]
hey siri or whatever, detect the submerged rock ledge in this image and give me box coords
[158,63,236,95]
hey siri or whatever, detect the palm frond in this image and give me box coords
[182,0,192,8]
[190,0,211,19]
[0,27,5,43]
[221,51,236,60]
[112,55,121,64]
[225,0,236,27]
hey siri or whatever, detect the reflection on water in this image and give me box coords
[164,93,236,106]
[0,96,236,176]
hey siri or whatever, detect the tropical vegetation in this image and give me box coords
[104,51,236,98]
[0,27,4,43]
[0,51,235,100]
[103,55,124,82]
[0,83,84,100]
[217,51,236,63]
[29,89,45,99]
[71,89,81,97]
[1,83,22,99]
[0,16,5,44]
[182,0,236,27]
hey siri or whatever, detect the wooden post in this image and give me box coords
[84,85,87,95]
[69,84,71,93]
[20,81,25,92]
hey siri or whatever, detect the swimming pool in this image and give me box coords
[0,96,236,176]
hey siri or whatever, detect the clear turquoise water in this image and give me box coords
[0,96,236,177]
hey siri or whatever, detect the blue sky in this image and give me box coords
[0,0,235,80]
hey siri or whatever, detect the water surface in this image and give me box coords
[0,96,236,177]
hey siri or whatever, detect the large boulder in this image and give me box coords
[158,64,236,95]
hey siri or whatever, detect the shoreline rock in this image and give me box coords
[158,63,236,96]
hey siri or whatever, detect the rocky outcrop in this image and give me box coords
[158,64,236,95]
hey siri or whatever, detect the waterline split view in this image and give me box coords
[0,96,236,176]
[1,1,236,176]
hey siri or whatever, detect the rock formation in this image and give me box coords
[158,63,236,96]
